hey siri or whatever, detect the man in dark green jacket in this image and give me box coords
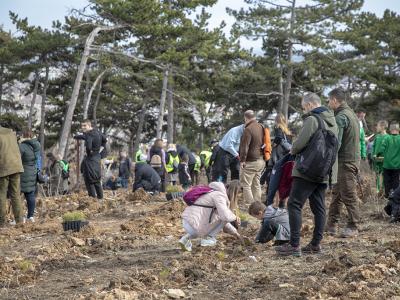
[276,93,338,257]
[0,126,24,226]
[326,88,361,238]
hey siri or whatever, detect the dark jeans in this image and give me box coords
[24,191,36,218]
[135,180,160,193]
[84,176,103,199]
[383,168,400,198]
[120,178,129,189]
[266,154,294,205]
[211,148,240,183]
[256,221,279,244]
[288,177,327,247]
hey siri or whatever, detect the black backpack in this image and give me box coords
[296,114,338,183]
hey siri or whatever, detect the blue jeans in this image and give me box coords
[24,191,36,218]
[266,154,294,205]
[120,178,129,189]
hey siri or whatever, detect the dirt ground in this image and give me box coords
[1,175,400,300]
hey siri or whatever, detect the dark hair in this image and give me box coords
[248,201,266,216]
[22,128,33,139]
[328,88,347,103]
[181,153,189,163]
[356,108,366,113]
[82,119,92,126]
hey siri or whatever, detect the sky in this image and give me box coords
[1,0,399,52]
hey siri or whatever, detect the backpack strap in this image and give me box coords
[311,113,326,130]
[191,203,216,223]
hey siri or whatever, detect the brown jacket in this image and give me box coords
[0,127,24,177]
[239,119,264,162]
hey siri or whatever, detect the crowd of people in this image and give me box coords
[0,89,399,258]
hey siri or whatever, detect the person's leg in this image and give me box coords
[8,173,23,224]
[240,161,256,203]
[182,220,198,239]
[94,181,103,199]
[287,178,315,247]
[0,176,9,226]
[308,183,327,246]
[383,168,392,198]
[256,221,277,243]
[207,221,226,237]
[229,154,240,181]
[266,164,283,205]
[24,191,36,219]
[393,169,400,192]
[251,159,265,202]
[327,166,343,229]
[188,164,196,184]
[84,176,96,198]
[340,162,360,229]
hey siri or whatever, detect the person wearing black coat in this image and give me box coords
[74,120,107,200]
[133,162,161,193]
[176,144,196,183]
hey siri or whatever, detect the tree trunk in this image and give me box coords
[166,79,174,144]
[92,76,104,127]
[39,65,49,163]
[277,52,284,113]
[28,70,40,129]
[0,65,3,114]
[58,25,124,158]
[128,132,135,159]
[156,67,169,139]
[282,0,296,120]
[82,65,90,117]
[84,69,106,119]
[133,102,147,155]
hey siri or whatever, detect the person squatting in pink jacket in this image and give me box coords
[179,182,242,251]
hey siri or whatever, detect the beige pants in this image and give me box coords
[240,158,265,203]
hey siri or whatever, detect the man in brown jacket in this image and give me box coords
[0,126,24,226]
[239,110,265,203]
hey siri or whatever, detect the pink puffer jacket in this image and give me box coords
[182,182,237,237]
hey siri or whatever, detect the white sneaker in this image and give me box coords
[200,236,217,247]
[9,220,16,226]
[27,217,35,223]
[179,234,192,252]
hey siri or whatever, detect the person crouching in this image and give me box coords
[249,201,290,245]
[179,182,242,251]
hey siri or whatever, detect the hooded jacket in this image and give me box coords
[291,106,339,184]
[0,127,24,177]
[133,162,161,191]
[19,139,41,193]
[182,182,237,237]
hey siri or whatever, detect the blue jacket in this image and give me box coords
[219,125,244,157]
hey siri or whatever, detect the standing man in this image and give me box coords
[0,126,24,226]
[118,151,131,189]
[239,110,265,203]
[326,88,361,238]
[276,93,338,256]
[74,119,107,200]
[212,125,244,183]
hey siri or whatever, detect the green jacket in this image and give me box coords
[291,107,339,184]
[0,127,24,177]
[381,134,400,169]
[360,126,366,159]
[373,133,390,157]
[19,139,41,193]
[334,103,360,163]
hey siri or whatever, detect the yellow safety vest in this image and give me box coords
[194,154,201,172]
[166,152,180,173]
[200,150,212,168]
